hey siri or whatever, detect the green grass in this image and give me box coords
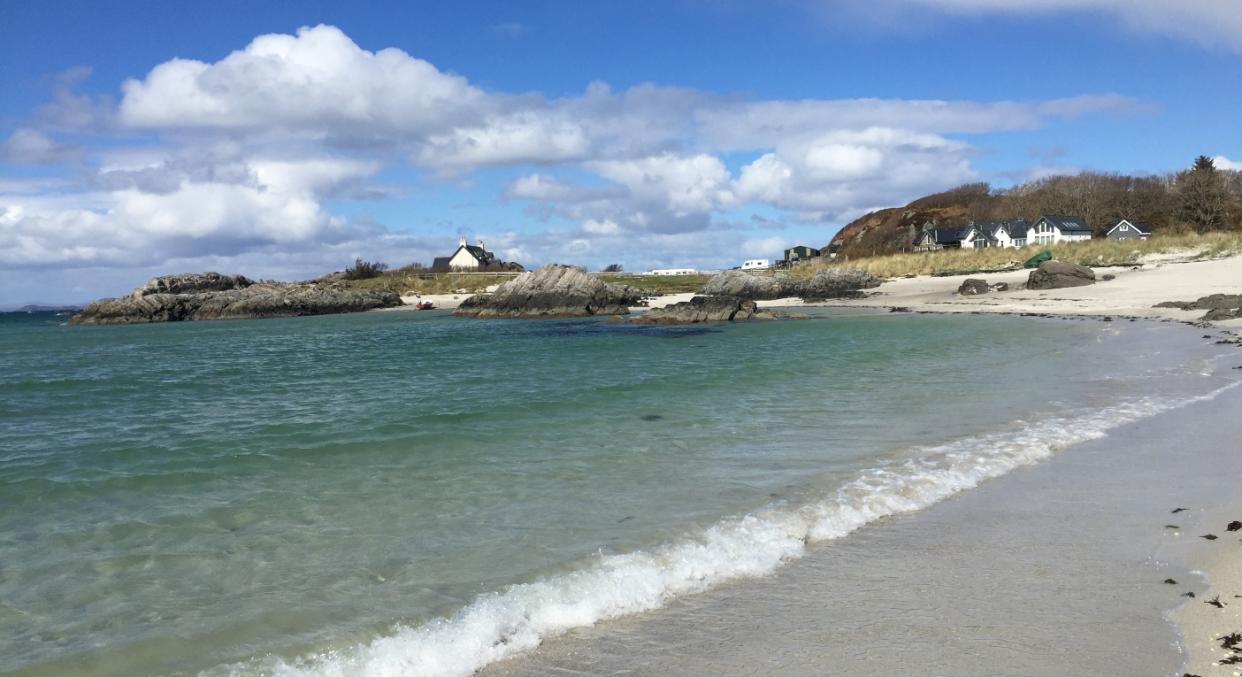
[800,232,1242,279]
[596,273,717,294]
[341,270,521,295]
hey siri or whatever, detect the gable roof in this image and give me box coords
[962,223,998,244]
[1037,214,1092,233]
[454,243,496,265]
[991,219,1030,239]
[915,228,965,245]
[1107,219,1151,236]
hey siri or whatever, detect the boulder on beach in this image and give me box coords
[627,296,785,324]
[958,278,990,296]
[697,268,879,301]
[1026,260,1096,290]
[70,273,402,325]
[1154,294,1242,322]
[453,264,642,318]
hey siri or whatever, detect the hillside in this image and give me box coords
[825,161,1242,259]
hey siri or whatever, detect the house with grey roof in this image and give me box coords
[432,237,523,272]
[913,227,966,251]
[960,219,1031,249]
[1105,219,1151,241]
[1029,215,1093,246]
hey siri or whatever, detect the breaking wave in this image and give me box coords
[217,380,1239,677]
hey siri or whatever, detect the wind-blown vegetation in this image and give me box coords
[803,231,1242,279]
[597,273,717,294]
[341,267,521,295]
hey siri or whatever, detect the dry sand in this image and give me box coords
[1172,503,1242,677]
[823,252,1242,327]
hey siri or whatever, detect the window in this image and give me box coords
[1121,224,1129,231]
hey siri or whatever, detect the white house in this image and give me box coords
[1106,219,1151,241]
[940,219,1032,250]
[433,238,498,271]
[1029,215,1093,246]
[741,259,771,270]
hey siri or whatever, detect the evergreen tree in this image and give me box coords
[1178,155,1229,232]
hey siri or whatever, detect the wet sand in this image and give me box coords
[481,338,1242,676]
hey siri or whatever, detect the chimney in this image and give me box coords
[459,236,467,247]
[477,238,485,251]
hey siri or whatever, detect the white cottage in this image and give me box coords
[433,238,498,271]
[959,220,1031,249]
[1029,215,1093,246]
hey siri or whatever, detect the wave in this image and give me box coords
[217,379,1240,677]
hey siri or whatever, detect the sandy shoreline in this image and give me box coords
[364,257,1242,673]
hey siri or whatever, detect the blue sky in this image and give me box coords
[1,0,1240,304]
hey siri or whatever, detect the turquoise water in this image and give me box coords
[0,309,1230,676]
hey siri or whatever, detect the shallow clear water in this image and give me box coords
[0,309,1229,676]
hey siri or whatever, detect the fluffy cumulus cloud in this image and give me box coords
[1213,155,1242,171]
[0,23,1154,301]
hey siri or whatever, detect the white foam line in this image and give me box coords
[220,380,1240,677]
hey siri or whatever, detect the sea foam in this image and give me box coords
[221,380,1238,677]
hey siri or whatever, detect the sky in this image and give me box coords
[1,0,1240,305]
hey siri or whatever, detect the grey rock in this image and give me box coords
[1026,260,1096,290]
[992,282,1010,292]
[453,264,642,318]
[1154,294,1242,321]
[798,268,882,300]
[71,275,400,325]
[698,268,879,301]
[627,296,785,324]
[958,278,990,295]
[1102,273,1116,281]
[134,272,253,297]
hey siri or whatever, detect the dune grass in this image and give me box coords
[597,273,717,294]
[342,270,521,295]
[798,232,1242,279]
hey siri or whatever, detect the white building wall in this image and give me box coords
[448,247,480,269]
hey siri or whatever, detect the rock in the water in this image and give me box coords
[628,296,784,324]
[958,278,990,295]
[70,273,401,325]
[1026,260,1096,290]
[698,268,879,300]
[453,263,642,318]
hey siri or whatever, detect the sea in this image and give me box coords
[1,308,1237,677]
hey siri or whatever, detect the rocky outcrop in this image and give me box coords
[698,268,880,301]
[1026,260,1096,290]
[70,273,401,325]
[958,278,991,295]
[453,264,642,318]
[1154,294,1242,322]
[627,296,785,324]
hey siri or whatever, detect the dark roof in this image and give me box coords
[915,228,965,245]
[1109,219,1151,235]
[431,257,451,269]
[1038,214,1092,233]
[991,219,1030,238]
[459,244,496,264]
[962,224,998,244]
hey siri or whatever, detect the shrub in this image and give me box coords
[343,258,389,280]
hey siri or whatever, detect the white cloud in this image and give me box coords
[0,128,79,165]
[119,24,485,136]
[832,0,1242,52]
[1213,155,1242,171]
[587,153,737,215]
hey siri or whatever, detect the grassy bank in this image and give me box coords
[800,232,1242,279]
[342,270,521,295]
[597,273,716,294]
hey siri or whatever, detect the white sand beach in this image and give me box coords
[823,252,1242,326]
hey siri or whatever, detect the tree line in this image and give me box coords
[919,156,1242,235]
